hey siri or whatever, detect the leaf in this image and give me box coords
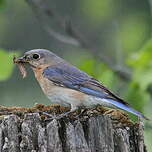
[0,49,20,81]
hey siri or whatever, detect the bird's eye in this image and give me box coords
[32,54,40,60]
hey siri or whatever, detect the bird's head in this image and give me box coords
[15,49,63,68]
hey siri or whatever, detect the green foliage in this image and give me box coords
[124,82,150,111]
[0,49,20,81]
[127,39,152,91]
[78,58,96,76]
[98,67,117,90]
[124,39,152,121]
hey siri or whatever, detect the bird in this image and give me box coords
[15,49,149,120]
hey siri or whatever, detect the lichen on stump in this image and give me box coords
[0,105,147,152]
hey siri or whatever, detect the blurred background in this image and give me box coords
[0,0,152,150]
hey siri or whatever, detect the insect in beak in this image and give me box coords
[13,56,29,64]
[13,56,28,78]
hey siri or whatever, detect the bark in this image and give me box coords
[0,112,147,152]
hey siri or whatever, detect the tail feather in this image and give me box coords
[104,99,149,120]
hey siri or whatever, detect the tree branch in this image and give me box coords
[25,0,131,81]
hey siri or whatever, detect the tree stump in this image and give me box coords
[0,104,147,152]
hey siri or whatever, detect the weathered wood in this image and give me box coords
[0,112,147,152]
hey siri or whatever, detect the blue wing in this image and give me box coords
[43,64,148,120]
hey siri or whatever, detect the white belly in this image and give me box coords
[47,91,72,107]
[46,86,115,110]
[46,86,85,109]
[36,75,114,109]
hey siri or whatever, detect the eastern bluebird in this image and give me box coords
[15,49,149,120]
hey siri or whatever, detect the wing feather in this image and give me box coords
[43,64,128,105]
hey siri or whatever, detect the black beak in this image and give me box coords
[13,56,29,64]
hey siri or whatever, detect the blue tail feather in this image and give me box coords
[105,99,149,120]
